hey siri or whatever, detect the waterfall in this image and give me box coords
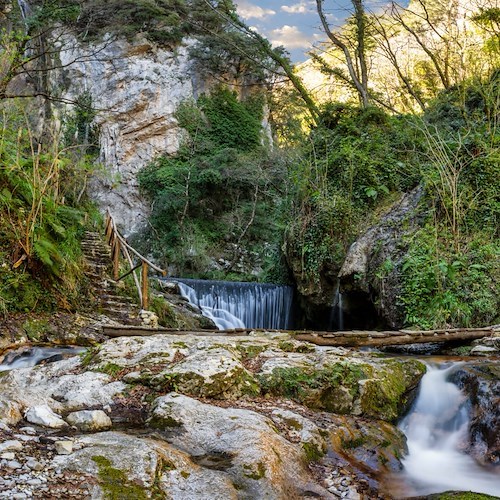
[16,0,31,24]
[328,283,344,330]
[171,278,294,331]
[398,363,500,497]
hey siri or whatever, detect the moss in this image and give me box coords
[148,409,182,428]
[80,345,100,367]
[278,340,315,353]
[161,460,177,471]
[424,493,499,500]
[97,363,122,377]
[302,442,325,462]
[172,341,188,349]
[91,455,149,499]
[259,362,366,413]
[359,359,426,421]
[282,417,303,431]
[22,318,49,341]
[236,343,267,359]
[341,436,366,450]
[243,461,266,480]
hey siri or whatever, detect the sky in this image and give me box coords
[233,0,392,62]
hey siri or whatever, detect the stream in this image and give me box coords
[395,362,500,497]
[0,346,85,372]
[1,280,498,497]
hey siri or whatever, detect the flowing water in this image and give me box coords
[170,278,294,330]
[397,362,500,497]
[328,284,344,330]
[0,346,85,372]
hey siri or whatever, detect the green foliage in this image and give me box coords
[32,0,239,48]
[286,104,422,280]
[139,87,286,278]
[0,102,95,313]
[398,74,500,328]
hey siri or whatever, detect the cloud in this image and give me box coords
[280,1,314,14]
[270,25,311,49]
[236,0,276,20]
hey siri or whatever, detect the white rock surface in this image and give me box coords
[57,36,198,235]
[149,393,331,499]
[66,410,112,432]
[54,440,73,455]
[0,357,126,425]
[24,406,67,429]
[0,440,23,453]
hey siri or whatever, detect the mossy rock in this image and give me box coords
[258,358,425,421]
[153,365,260,399]
[328,415,407,475]
[92,455,150,499]
[258,361,367,414]
[413,493,499,500]
[358,359,426,421]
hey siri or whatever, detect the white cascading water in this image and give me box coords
[16,0,31,23]
[328,283,344,330]
[398,363,500,497]
[0,346,84,372]
[172,278,294,330]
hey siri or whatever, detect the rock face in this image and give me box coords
[284,187,425,329]
[57,36,198,235]
[338,186,425,328]
[450,362,500,465]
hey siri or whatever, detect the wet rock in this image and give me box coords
[449,362,500,465]
[470,345,498,356]
[24,406,67,429]
[328,415,407,476]
[66,410,112,432]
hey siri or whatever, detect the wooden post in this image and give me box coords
[105,216,112,244]
[113,237,120,280]
[141,262,149,310]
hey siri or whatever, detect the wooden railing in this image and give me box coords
[105,209,166,310]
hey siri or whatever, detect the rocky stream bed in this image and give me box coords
[0,324,498,499]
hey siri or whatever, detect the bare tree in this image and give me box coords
[315,0,371,107]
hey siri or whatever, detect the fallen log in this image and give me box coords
[294,327,495,347]
[101,324,496,348]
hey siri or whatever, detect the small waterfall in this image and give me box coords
[0,346,85,372]
[171,278,294,330]
[16,0,31,24]
[398,363,500,497]
[328,284,344,330]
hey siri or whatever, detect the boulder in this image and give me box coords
[259,355,425,421]
[66,410,112,432]
[450,362,500,465]
[53,431,239,499]
[24,405,67,429]
[148,393,331,499]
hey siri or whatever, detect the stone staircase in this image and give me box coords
[81,231,141,325]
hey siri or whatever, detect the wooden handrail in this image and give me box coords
[105,209,167,310]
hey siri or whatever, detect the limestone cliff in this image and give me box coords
[57,36,200,235]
